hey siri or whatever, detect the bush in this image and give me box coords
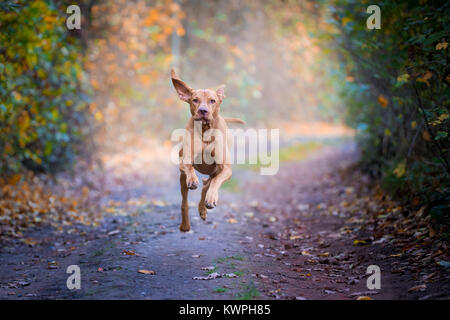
[0,0,91,173]
[322,0,449,219]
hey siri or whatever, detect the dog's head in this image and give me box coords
[171,69,225,124]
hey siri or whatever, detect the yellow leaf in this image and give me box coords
[227,218,237,224]
[378,95,388,108]
[416,71,432,86]
[176,27,185,36]
[397,73,410,83]
[384,128,391,136]
[94,111,103,122]
[357,296,372,300]
[390,253,402,257]
[393,161,406,178]
[353,240,367,245]
[152,199,166,207]
[422,130,431,141]
[422,71,432,80]
[341,17,351,26]
[144,8,160,26]
[436,42,448,50]
[138,270,156,275]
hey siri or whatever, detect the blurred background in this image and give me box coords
[0,0,448,236]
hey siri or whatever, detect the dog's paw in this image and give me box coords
[205,190,218,209]
[198,206,207,220]
[179,223,190,232]
[186,175,199,190]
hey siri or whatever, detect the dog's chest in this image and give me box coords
[193,140,217,175]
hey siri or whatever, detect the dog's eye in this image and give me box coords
[210,99,216,104]
[192,98,199,103]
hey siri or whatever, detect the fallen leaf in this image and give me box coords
[22,238,37,247]
[408,284,426,293]
[244,211,254,218]
[390,253,402,257]
[123,250,136,255]
[357,296,372,300]
[138,269,156,275]
[438,260,450,268]
[193,272,221,280]
[297,204,309,211]
[151,199,166,207]
[249,200,258,207]
[224,273,238,278]
[349,291,379,297]
[353,240,367,246]
[107,229,120,236]
[200,266,215,271]
[227,218,238,224]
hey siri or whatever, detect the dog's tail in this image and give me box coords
[224,117,246,125]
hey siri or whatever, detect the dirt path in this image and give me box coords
[1,143,448,299]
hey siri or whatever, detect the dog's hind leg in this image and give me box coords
[179,171,191,232]
[198,177,211,220]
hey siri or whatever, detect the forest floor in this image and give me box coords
[0,142,449,300]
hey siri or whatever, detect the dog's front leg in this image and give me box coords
[198,177,211,220]
[180,129,199,190]
[179,171,191,232]
[205,165,232,209]
[180,163,198,190]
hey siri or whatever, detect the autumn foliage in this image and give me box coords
[0,0,448,239]
[0,1,92,173]
[316,0,449,222]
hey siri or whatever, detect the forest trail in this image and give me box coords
[0,143,448,300]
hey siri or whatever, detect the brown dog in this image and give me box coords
[171,69,244,232]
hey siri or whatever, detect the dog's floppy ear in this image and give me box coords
[216,84,226,102]
[171,69,192,102]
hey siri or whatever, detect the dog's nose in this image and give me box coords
[198,105,209,115]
